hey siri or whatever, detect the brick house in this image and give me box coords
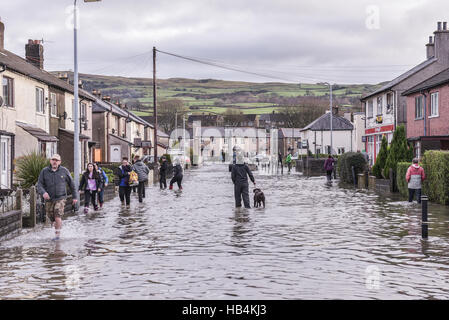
[402,68,449,158]
[361,21,449,166]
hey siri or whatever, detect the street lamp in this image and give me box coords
[73,0,101,203]
[323,82,333,155]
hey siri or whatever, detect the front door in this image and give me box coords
[0,136,11,189]
[110,145,121,163]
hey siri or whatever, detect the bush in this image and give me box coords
[102,167,115,184]
[372,136,388,178]
[396,162,410,197]
[383,125,413,179]
[15,152,50,189]
[421,150,449,205]
[337,152,367,184]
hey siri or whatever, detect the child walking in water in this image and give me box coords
[169,158,183,190]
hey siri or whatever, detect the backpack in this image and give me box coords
[129,170,139,186]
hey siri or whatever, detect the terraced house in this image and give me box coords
[361,21,449,165]
[0,20,94,189]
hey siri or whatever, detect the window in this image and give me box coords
[415,96,423,119]
[36,87,45,113]
[2,77,14,107]
[376,135,382,157]
[368,100,373,118]
[50,93,57,117]
[338,147,345,154]
[430,92,439,117]
[377,96,382,115]
[81,102,87,120]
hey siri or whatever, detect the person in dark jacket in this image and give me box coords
[133,155,149,203]
[169,158,183,190]
[323,154,335,184]
[37,154,77,240]
[278,151,283,174]
[231,152,256,208]
[79,163,103,213]
[115,157,133,206]
[159,156,168,189]
[94,163,108,208]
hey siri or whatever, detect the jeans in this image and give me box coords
[234,182,250,208]
[408,188,422,203]
[137,181,146,202]
[119,186,132,205]
[97,189,104,205]
[84,190,98,209]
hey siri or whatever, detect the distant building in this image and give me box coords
[278,128,302,156]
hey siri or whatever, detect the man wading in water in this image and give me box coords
[231,150,256,209]
[37,154,77,240]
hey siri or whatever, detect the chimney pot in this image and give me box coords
[438,22,442,31]
[25,39,44,69]
[0,19,4,50]
[444,22,447,30]
[429,36,433,43]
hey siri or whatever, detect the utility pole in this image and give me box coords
[73,0,80,205]
[153,47,158,180]
[330,84,333,155]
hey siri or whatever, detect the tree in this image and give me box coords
[371,136,388,178]
[278,103,327,128]
[158,99,186,133]
[383,125,414,179]
[222,108,243,126]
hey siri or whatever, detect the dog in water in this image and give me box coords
[253,188,265,208]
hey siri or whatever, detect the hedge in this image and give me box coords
[337,152,367,184]
[383,125,413,179]
[421,150,449,205]
[396,162,410,198]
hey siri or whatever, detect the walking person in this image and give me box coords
[169,158,183,190]
[159,156,168,189]
[94,163,109,208]
[115,157,133,206]
[132,155,149,203]
[286,152,292,173]
[79,163,103,213]
[324,154,335,184]
[278,151,283,174]
[406,158,426,203]
[37,154,77,240]
[231,152,256,209]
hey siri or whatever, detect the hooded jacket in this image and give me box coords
[231,164,255,185]
[133,160,150,182]
[324,157,335,171]
[37,165,76,201]
[173,164,183,178]
[406,164,426,189]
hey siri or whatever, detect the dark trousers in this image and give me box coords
[132,185,137,193]
[234,182,250,208]
[119,186,132,205]
[170,175,183,188]
[408,188,422,203]
[84,190,98,209]
[137,181,146,202]
[160,174,167,189]
[326,170,333,182]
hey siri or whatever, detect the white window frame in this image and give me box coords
[430,92,439,117]
[377,96,383,115]
[368,100,374,118]
[36,87,45,114]
[2,76,14,108]
[50,92,57,117]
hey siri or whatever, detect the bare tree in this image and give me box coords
[222,108,243,127]
[279,102,328,128]
[158,99,186,133]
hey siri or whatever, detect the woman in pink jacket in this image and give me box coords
[406,158,426,203]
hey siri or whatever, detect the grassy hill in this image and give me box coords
[55,72,383,116]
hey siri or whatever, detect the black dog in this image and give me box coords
[253,188,265,208]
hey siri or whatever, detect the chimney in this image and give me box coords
[58,72,69,83]
[102,95,111,102]
[25,39,44,69]
[426,35,435,59]
[433,21,449,65]
[0,19,4,50]
[92,89,102,98]
[78,80,83,89]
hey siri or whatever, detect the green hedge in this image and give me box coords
[337,152,367,184]
[422,150,449,205]
[396,162,410,198]
[372,136,388,178]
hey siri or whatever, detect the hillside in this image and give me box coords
[53,72,384,116]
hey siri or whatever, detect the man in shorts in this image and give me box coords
[37,154,77,240]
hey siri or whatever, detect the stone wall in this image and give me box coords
[302,158,327,177]
[0,210,22,241]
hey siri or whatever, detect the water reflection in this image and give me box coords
[1,164,449,299]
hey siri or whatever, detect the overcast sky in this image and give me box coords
[1,0,448,84]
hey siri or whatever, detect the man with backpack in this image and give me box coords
[132,155,150,203]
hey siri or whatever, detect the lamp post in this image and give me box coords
[323,82,333,155]
[73,0,101,203]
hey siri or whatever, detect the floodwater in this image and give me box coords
[1,163,449,299]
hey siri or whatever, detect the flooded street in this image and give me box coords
[1,164,449,299]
